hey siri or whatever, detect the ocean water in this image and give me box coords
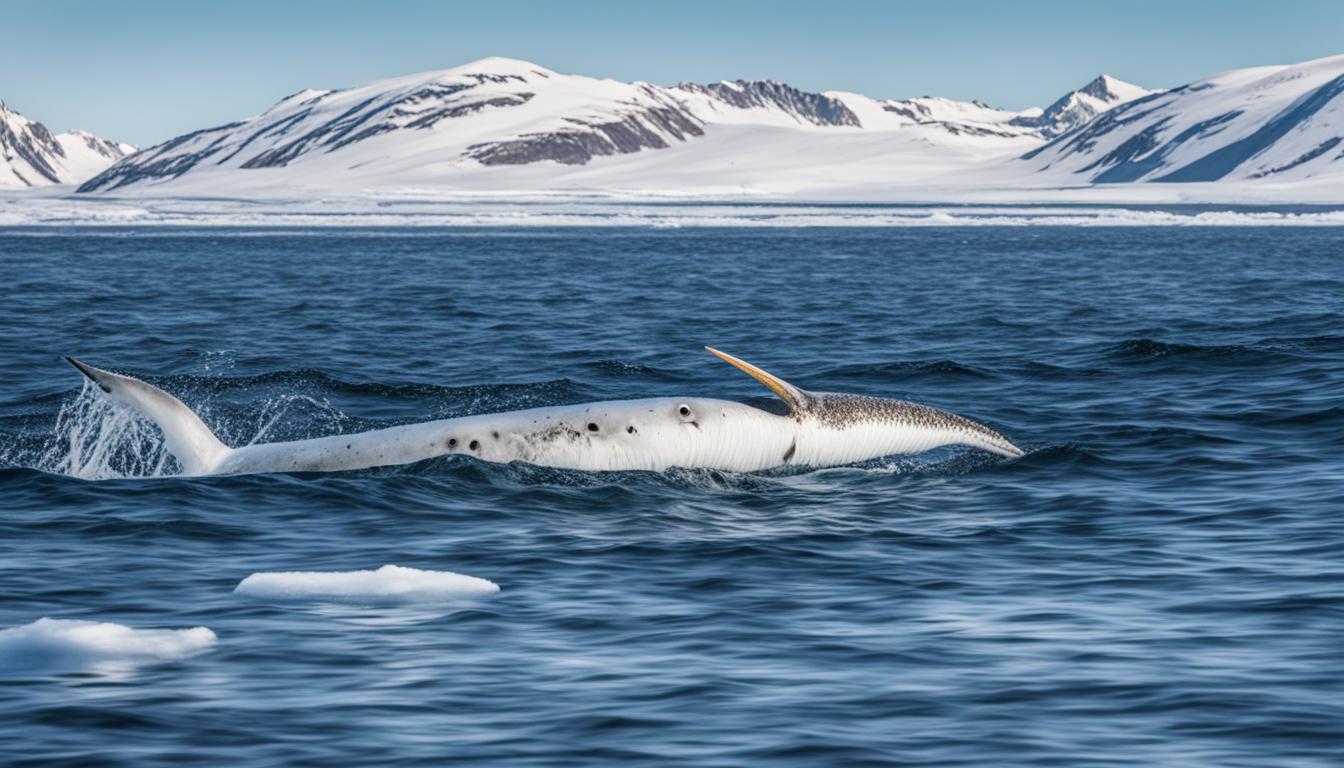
[0,226,1340,766]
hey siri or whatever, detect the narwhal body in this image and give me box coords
[63,348,1022,477]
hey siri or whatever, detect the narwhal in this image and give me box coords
[62,348,1022,477]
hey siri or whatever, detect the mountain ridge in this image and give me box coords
[1,100,134,188]
[75,57,1145,195]
[1022,53,1344,185]
[68,54,1344,198]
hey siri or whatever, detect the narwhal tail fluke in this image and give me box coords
[64,357,230,475]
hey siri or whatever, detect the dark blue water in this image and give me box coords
[1,227,1341,767]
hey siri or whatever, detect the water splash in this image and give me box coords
[19,381,348,481]
[38,381,177,480]
[236,393,346,447]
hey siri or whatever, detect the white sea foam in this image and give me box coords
[233,565,500,604]
[0,618,217,672]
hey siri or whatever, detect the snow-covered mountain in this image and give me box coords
[819,74,1147,143]
[16,52,1344,202]
[1021,55,1344,184]
[80,58,711,192]
[77,58,1147,196]
[1,101,134,188]
[1012,75,1152,138]
[864,95,1039,138]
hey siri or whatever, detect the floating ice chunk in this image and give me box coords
[0,618,217,672]
[233,565,500,604]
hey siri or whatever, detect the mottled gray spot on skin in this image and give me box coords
[533,424,582,444]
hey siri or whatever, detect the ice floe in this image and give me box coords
[233,564,500,604]
[0,618,217,672]
[6,192,1344,228]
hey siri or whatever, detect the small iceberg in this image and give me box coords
[0,618,217,673]
[233,564,500,605]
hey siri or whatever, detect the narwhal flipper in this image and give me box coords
[65,357,230,475]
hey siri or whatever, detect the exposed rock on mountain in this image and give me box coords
[79,58,720,190]
[1,101,133,187]
[676,80,861,127]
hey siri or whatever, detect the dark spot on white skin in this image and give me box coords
[679,406,690,417]
[448,438,457,448]
[587,422,599,432]
[783,438,796,462]
[627,426,636,434]
[492,431,500,439]
[469,440,480,451]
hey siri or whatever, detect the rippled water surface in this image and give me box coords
[1,227,1341,766]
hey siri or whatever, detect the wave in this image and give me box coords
[233,565,500,605]
[0,618,216,673]
[582,359,680,381]
[824,359,995,381]
[1105,337,1325,364]
[1248,405,1344,429]
[204,367,580,402]
[1109,338,1263,361]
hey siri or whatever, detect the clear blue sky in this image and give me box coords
[4,0,1342,146]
